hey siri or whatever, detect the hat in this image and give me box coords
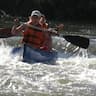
[31,10,41,17]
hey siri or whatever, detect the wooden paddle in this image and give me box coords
[0,26,89,49]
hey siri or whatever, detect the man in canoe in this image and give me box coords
[39,14,52,51]
[11,10,63,64]
[39,14,64,51]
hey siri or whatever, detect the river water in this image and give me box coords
[0,35,96,96]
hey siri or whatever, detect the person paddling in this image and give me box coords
[39,14,64,51]
[12,10,46,49]
[11,10,59,63]
[39,14,52,51]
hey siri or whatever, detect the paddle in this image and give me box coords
[0,25,89,49]
[63,35,89,49]
[27,24,89,49]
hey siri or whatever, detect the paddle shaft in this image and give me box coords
[26,24,90,49]
[0,25,89,49]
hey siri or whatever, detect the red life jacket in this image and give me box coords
[40,22,52,51]
[22,23,46,49]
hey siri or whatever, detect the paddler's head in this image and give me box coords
[29,10,41,25]
[39,14,46,24]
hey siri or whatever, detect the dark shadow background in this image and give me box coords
[0,0,96,22]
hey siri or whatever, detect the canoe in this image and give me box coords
[11,44,57,64]
[0,27,13,38]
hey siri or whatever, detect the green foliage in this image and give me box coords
[0,0,96,21]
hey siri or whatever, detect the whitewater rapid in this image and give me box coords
[0,37,96,96]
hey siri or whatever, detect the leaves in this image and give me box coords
[0,0,96,21]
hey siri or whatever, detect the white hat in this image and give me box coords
[31,10,41,17]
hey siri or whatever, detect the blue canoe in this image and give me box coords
[11,44,57,64]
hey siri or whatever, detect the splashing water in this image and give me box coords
[0,36,96,96]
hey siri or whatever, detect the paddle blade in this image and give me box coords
[63,35,89,49]
[0,28,13,38]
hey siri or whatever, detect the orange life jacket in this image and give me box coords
[41,23,48,29]
[22,23,45,49]
[40,22,52,51]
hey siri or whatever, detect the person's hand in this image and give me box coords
[14,18,19,22]
[14,18,20,25]
[56,24,64,31]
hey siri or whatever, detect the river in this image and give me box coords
[0,35,96,96]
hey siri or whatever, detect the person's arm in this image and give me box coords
[55,24,64,31]
[11,23,26,35]
[46,24,64,36]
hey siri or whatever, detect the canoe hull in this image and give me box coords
[12,44,57,64]
[23,44,57,64]
[0,28,13,38]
